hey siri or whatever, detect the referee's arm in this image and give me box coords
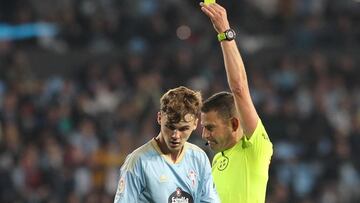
[200,3,259,138]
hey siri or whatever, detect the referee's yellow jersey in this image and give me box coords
[212,120,273,203]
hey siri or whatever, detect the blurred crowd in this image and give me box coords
[0,0,360,202]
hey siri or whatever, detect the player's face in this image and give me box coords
[201,111,233,153]
[158,112,198,153]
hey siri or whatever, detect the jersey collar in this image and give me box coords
[151,138,188,164]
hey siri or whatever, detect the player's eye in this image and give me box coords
[165,124,176,131]
[178,127,190,132]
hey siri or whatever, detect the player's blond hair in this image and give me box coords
[160,86,202,123]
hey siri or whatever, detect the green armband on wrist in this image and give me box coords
[217,33,227,42]
[217,29,236,42]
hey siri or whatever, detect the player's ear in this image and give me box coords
[230,117,239,132]
[157,112,161,125]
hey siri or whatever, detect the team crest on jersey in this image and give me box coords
[168,187,193,203]
[217,156,229,171]
[187,170,197,187]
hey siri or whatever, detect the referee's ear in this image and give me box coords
[230,117,240,132]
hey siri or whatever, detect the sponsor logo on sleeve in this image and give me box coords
[118,176,125,194]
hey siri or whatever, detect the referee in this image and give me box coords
[200,2,273,203]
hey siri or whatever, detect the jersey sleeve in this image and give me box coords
[243,119,273,168]
[200,155,221,203]
[113,155,143,203]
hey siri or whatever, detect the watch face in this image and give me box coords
[226,29,236,40]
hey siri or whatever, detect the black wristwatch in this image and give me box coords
[217,29,236,42]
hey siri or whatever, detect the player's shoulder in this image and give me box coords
[185,142,206,153]
[121,140,155,171]
[185,142,208,159]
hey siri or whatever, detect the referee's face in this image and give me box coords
[201,111,233,152]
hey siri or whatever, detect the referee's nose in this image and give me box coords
[202,128,210,140]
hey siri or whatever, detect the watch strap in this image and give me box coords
[217,32,227,42]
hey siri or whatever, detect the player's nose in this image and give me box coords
[171,129,181,139]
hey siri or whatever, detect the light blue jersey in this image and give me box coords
[114,139,220,203]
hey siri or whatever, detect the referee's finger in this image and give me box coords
[212,3,226,12]
[208,3,224,18]
[203,3,218,14]
[200,5,216,19]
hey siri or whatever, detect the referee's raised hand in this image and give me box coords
[200,2,230,34]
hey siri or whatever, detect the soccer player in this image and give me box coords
[113,86,220,203]
[200,3,273,203]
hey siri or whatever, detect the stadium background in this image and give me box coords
[0,0,360,202]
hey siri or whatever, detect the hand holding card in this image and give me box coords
[204,0,216,5]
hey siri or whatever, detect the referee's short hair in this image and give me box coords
[201,91,238,121]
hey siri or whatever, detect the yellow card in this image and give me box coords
[204,0,216,5]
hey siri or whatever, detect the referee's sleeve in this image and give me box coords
[243,119,273,166]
